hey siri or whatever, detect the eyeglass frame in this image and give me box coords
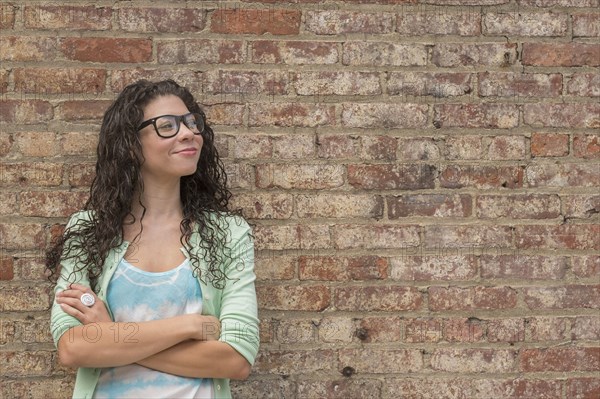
[137,112,206,138]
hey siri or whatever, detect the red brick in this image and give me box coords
[212,8,299,35]
[24,5,112,30]
[252,225,301,250]
[425,225,514,250]
[397,11,480,36]
[299,256,388,281]
[231,379,294,398]
[0,162,63,187]
[563,195,600,219]
[398,138,441,161]
[14,256,47,281]
[478,72,562,98]
[572,256,600,278]
[19,191,88,217]
[520,348,599,372]
[342,103,428,129]
[384,378,474,399]
[483,12,568,36]
[318,316,355,343]
[360,136,397,160]
[429,286,518,311]
[58,100,112,122]
[253,350,336,374]
[567,378,600,399]
[305,11,393,35]
[522,43,600,67]
[296,194,383,219]
[474,379,562,399]
[204,104,245,126]
[343,42,427,66]
[334,286,422,311]
[14,132,59,157]
[0,2,15,29]
[444,318,486,343]
[205,70,288,96]
[230,193,292,219]
[531,133,569,157]
[257,284,330,311]
[524,285,600,309]
[566,73,600,97]
[0,68,8,93]
[526,317,570,342]
[391,255,477,281]
[518,0,598,5]
[432,349,516,373]
[518,225,600,250]
[0,351,53,377]
[0,132,12,157]
[61,37,152,63]
[444,136,483,160]
[60,132,98,156]
[111,69,204,94]
[339,348,422,373]
[488,136,527,160]
[14,68,105,95]
[272,135,315,159]
[525,103,600,128]
[251,40,338,64]
[526,163,599,187]
[440,165,524,189]
[348,164,435,190]
[158,39,245,64]
[388,194,471,218]
[254,254,296,280]
[119,7,205,32]
[249,103,335,127]
[317,134,358,159]
[0,223,45,250]
[486,318,525,343]
[297,380,381,399]
[432,43,518,67]
[574,134,600,159]
[434,104,519,129]
[1,286,49,311]
[388,72,473,97]
[405,318,448,343]
[573,316,600,340]
[0,36,58,62]
[3,378,77,399]
[274,319,316,344]
[298,224,332,250]
[0,257,13,280]
[0,100,53,124]
[481,255,567,279]
[0,192,17,216]
[573,13,600,37]
[359,316,405,343]
[424,0,508,3]
[226,134,272,159]
[255,164,344,189]
[332,224,420,250]
[294,71,380,96]
[68,162,95,187]
[476,194,560,219]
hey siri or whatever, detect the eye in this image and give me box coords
[156,117,176,131]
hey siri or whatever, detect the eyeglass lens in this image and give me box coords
[155,113,204,137]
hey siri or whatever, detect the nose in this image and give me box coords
[177,121,195,140]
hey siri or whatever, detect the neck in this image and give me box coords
[131,177,184,222]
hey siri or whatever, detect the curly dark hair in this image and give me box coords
[46,79,236,290]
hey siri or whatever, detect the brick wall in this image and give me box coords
[1,1,599,398]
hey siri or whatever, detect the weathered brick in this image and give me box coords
[572,256,600,278]
[479,72,562,98]
[526,163,599,187]
[444,136,485,160]
[566,378,600,399]
[398,138,441,161]
[444,318,486,343]
[14,68,105,95]
[517,225,600,250]
[343,103,428,129]
[230,193,293,219]
[573,316,600,340]
[14,256,47,281]
[0,100,53,124]
[297,379,381,399]
[405,318,449,343]
[255,164,344,189]
[525,317,570,342]
[491,135,527,160]
[423,0,509,3]
[522,43,600,67]
[19,191,89,218]
[249,103,335,127]
[573,13,600,37]
[339,348,422,373]
[297,194,383,219]
[119,7,205,32]
[205,104,245,126]
[524,285,600,309]
[332,224,420,250]
[562,195,600,219]
[0,286,50,311]
[253,225,301,250]
[251,40,338,64]
[57,100,112,122]
[432,349,516,373]
[294,71,380,96]
[0,191,18,215]
[524,103,600,128]
[520,348,599,372]
[0,68,8,93]
[573,134,600,158]
[254,254,296,280]
[476,194,560,219]
[473,379,563,399]
[481,255,567,279]
[429,286,518,311]
[0,132,12,157]
[360,136,397,160]
[3,378,90,399]
[230,379,295,399]
[440,165,524,189]
[317,134,358,159]
[0,162,63,187]
[14,131,59,157]
[24,5,112,30]
[274,319,316,344]
[384,378,474,399]
[61,132,98,156]
[397,11,480,36]
[391,255,477,281]
[61,38,152,63]
[348,164,435,190]
[359,316,405,343]
[434,104,519,129]
[334,286,422,311]
[257,284,330,311]
[298,224,332,250]
[68,163,95,187]
[212,8,300,35]
[486,318,525,343]
[111,69,204,94]
[566,73,600,97]
[388,72,473,97]
[432,43,517,67]
[318,316,355,343]
[0,223,45,250]
[343,42,427,66]
[0,36,58,62]
[0,2,15,29]
[253,350,336,374]
[531,133,569,157]
[272,135,315,159]
[518,0,598,6]
[305,11,393,35]
[205,70,288,96]
[227,135,272,159]
[0,351,53,377]
[483,12,568,36]
[388,194,471,218]
[299,256,388,281]
[157,39,244,64]
[0,256,14,280]
[425,225,513,250]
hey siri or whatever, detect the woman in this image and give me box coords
[47,79,259,399]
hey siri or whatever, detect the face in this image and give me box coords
[138,95,203,183]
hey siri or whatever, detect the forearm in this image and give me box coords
[137,340,251,380]
[58,314,197,368]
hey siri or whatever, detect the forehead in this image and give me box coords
[142,95,189,119]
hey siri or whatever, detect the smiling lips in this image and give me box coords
[175,148,198,155]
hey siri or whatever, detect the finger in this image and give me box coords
[68,283,92,293]
[57,296,89,314]
[59,303,86,322]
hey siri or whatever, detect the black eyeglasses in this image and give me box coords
[138,112,205,138]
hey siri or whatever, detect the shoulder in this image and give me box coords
[65,210,94,229]
[209,212,252,235]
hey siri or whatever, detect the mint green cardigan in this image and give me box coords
[50,211,259,399]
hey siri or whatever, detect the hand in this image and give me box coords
[192,315,221,341]
[55,283,112,325]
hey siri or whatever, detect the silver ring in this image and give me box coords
[80,293,95,307]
